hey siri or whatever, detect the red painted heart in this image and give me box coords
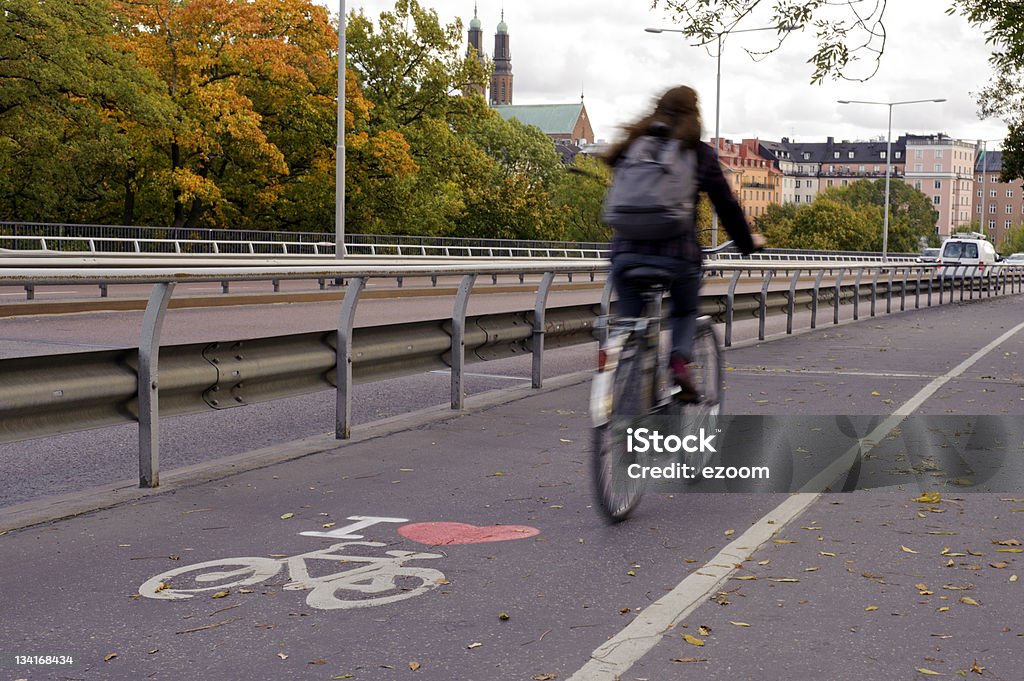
[398,522,540,546]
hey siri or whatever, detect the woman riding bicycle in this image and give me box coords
[603,85,765,401]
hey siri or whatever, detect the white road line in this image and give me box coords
[568,317,1024,681]
[428,369,528,381]
[730,367,937,379]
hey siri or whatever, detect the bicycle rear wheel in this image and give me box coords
[592,335,648,521]
[680,319,723,480]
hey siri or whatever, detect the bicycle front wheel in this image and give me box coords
[679,319,723,480]
[592,336,648,521]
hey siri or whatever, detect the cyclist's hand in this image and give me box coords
[750,233,767,252]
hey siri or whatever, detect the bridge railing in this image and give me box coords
[4,259,1022,490]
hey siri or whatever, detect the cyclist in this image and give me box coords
[603,85,765,401]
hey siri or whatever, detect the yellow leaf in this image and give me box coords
[682,634,705,646]
[698,625,712,636]
[773,539,798,544]
[915,668,943,676]
[532,675,556,681]
[959,596,980,606]
[871,391,881,396]
[769,578,800,583]
[467,643,482,649]
[996,548,1023,553]
[409,661,421,671]
[104,653,118,662]
[239,589,254,594]
[913,492,942,504]
[804,567,819,572]
[1010,575,1018,582]
[733,575,757,580]
[993,538,1022,546]
[989,562,1009,569]
[729,621,752,627]
[865,605,879,611]
[901,545,919,554]
[498,612,510,621]
[819,551,837,557]
[211,591,229,599]
[724,529,736,536]
[322,522,336,529]
[937,606,950,612]
[280,513,294,520]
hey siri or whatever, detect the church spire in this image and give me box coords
[490,8,513,104]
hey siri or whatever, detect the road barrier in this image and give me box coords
[3,260,1022,488]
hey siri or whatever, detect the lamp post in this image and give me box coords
[646,24,793,247]
[837,98,945,262]
[336,0,346,258]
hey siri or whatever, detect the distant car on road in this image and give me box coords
[1003,252,1024,265]
[916,247,940,263]
[937,232,999,282]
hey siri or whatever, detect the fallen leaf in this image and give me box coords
[970,660,985,675]
[104,653,118,662]
[769,578,800,583]
[733,575,757,581]
[277,653,288,660]
[671,657,708,663]
[913,492,942,504]
[532,675,556,681]
[989,562,1009,569]
[959,596,981,606]
[467,643,482,650]
[1011,575,1019,582]
[322,522,336,529]
[239,589,255,594]
[211,591,229,599]
[901,545,919,554]
[865,606,879,612]
[996,548,1023,553]
[724,529,735,536]
[498,612,510,621]
[698,625,712,636]
[682,634,705,646]
[280,513,294,520]
[937,607,950,612]
[729,621,752,627]
[559,438,572,444]
[915,668,943,676]
[309,659,326,665]
[804,567,819,572]
[773,539,798,544]
[410,661,421,671]
[871,391,882,396]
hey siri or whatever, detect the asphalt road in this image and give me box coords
[1,293,1023,680]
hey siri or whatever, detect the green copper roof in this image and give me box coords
[491,103,584,135]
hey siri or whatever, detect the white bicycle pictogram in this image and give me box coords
[138,541,446,610]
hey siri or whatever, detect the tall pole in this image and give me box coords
[981,140,988,238]
[712,32,722,248]
[882,103,893,262]
[335,0,346,258]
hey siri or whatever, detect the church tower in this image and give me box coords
[464,4,486,97]
[490,10,513,105]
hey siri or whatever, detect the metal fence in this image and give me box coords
[2,259,1022,490]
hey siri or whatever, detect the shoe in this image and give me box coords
[670,357,700,404]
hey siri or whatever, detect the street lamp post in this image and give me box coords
[646,24,793,247]
[336,0,346,258]
[837,98,946,262]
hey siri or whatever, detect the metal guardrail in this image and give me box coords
[4,260,1022,491]
[2,220,919,262]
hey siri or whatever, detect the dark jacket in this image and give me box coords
[609,141,755,261]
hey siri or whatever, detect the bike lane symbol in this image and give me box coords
[139,516,540,610]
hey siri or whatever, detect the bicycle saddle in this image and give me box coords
[619,265,676,289]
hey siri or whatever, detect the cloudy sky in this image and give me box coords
[336,1,1010,148]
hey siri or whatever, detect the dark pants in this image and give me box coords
[610,253,702,361]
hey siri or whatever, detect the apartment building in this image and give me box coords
[904,133,977,237]
[714,138,782,221]
[975,150,1024,246]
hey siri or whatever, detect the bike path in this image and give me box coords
[3,294,1024,680]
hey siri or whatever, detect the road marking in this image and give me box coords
[568,317,1024,681]
[566,494,819,681]
[398,521,540,545]
[429,369,529,381]
[730,367,937,379]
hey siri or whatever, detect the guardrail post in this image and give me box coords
[725,271,741,347]
[138,282,175,488]
[810,270,827,328]
[853,270,865,320]
[786,270,800,334]
[900,270,908,311]
[221,280,230,294]
[870,270,881,316]
[927,270,933,307]
[397,276,404,288]
[598,275,615,345]
[532,272,557,388]
[451,274,477,410]
[758,271,774,340]
[959,268,966,302]
[99,283,108,298]
[319,278,326,291]
[273,279,280,292]
[336,277,367,440]
[914,271,921,309]
[833,268,846,325]
[938,272,946,304]
[885,270,894,314]
[24,284,34,300]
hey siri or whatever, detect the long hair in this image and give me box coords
[603,85,703,166]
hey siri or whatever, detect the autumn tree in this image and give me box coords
[0,0,172,224]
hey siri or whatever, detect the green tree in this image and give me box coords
[821,179,938,252]
[0,0,172,223]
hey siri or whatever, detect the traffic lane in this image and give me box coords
[0,287,602,359]
[0,381,784,681]
[723,295,1024,415]
[0,344,600,507]
[627,491,1023,681]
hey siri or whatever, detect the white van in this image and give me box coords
[937,232,999,279]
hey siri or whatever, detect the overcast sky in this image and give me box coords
[336,1,1010,148]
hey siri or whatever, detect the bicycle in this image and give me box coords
[590,242,734,521]
[138,541,446,610]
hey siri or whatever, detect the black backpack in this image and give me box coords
[602,133,697,240]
